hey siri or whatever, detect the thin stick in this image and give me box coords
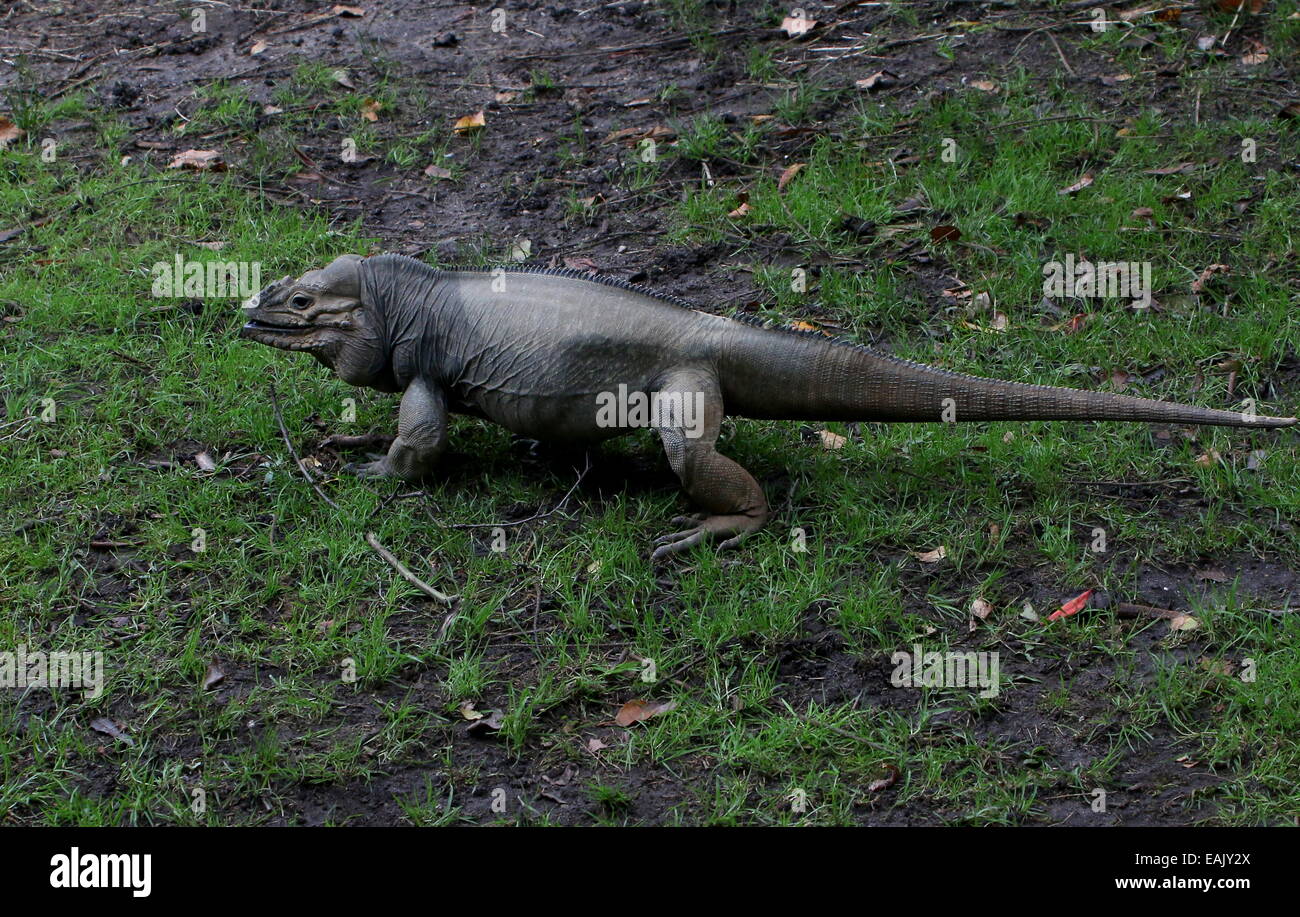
[1046,29,1075,77]
[365,532,457,605]
[269,384,340,510]
[448,455,591,529]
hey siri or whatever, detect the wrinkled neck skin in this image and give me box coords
[358,255,450,391]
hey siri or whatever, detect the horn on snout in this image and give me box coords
[312,254,363,297]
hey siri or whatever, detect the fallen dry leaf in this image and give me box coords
[203,661,226,690]
[969,79,999,92]
[453,110,486,134]
[1240,40,1269,65]
[466,709,504,736]
[1192,264,1230,292]
[90,717,134,746]
[333,4,366,15]
[1048,589,1093,622]
[360,98,382,122]
[866,763,900,793]
[194,450,217,472]
[614,698,676,727]
[1057,173,1094,196]
[250,39,268,55]
[332,69,356,89]
[601,124,675,146]
[1170,614,1200,632]
[168,149,225,171]
[1194,449,1221,468]
[855,70,899,91]
[0,116,24,147]
[423,163,452,180]
[818,429,847,450]
[781,14,817,38]
[930,224,961,243]
[586,737,609,753]
[913,546,946,564]
[777,162,805,192]
[1145,162,1195,175]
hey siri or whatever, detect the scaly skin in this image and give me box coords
[239,254,1296,559]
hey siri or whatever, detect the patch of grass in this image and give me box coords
[2,33,1297,827]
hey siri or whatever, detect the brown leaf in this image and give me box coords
[423,163,453,180]
[614,698,676,727]
[333,4,366,15]
[203,661,226,690]
[866,763,900,793]
[360,98,382,122]
[585,737,609,753]
[777,162,805,192]
[601,124,675,146]
[1057,172,1094,195]
[780,14,817,38]
[563,255,599,272]
[250,39,269,56]
[1240,39,1269,65]
[1144,162,1195,175]
[1195,568,1229,583]
[466,709,504,736]
[818,429,847,450]
[0,116,23,147]
[913,546,946,564]
[930,224,961,243]
[168,149,225,171]
[1130,206,1155,219]
[1216,0,1266,10]
[1169,614,1200,632]
[90,717,135,746]
[194,450,217,472]
[855,70,899,91]
[1154,7,1182,21]
[453,110,486,133]
[1194,449,1221,468]
[1191,263,1229,292]
[969,79,999,92]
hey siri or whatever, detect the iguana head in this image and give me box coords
[239,254,390,386]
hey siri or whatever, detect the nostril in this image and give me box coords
[241,295,260,311]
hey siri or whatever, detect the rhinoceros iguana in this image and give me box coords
[239,254,1294,558]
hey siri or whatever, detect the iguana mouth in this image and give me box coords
[241,318,308,333]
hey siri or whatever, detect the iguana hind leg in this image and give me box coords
[652,368,769,560]
[345,377,447,481]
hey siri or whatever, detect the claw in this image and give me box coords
[343,459,393,479]
[650,512,766,561]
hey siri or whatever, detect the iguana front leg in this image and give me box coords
[346,376,447,481]
[652,368,770,560]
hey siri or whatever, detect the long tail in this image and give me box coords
[719,323,1296,428]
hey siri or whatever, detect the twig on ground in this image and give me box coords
[269,384,340,510]
[365,532,458,605]
[448,455,592,529]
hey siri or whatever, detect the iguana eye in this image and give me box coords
[290,293,312,309]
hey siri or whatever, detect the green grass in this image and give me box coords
[1,42,1298,825]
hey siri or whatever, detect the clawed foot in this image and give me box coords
[651,512,766,561]
[342,454,393,478]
